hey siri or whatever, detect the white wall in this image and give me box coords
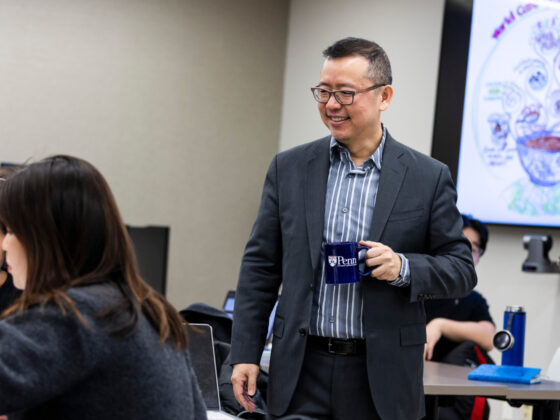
[280,0,445,154]
[281,1,560,418]
[0,0,289,309]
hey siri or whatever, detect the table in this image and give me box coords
[423,361,560,420]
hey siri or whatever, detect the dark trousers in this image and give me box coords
[270,338,381,420]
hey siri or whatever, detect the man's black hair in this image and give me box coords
[322,37,392,85]
[462,214,489,253]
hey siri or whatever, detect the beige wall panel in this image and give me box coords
[0,0,289,309]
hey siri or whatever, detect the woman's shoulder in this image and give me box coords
[66,282,123,309]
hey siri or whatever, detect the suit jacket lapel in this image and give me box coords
[370,133,407,241]
[305,138,330,273]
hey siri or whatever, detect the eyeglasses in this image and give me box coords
[471,242,485,258]
[310,83,386,105]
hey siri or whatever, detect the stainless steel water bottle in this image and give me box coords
[493,305,526,366]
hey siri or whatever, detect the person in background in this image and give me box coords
[230,37,476,420]
[0,165,22,313]
[424,215,495,360]
[424,214,495,420]
[0,155,207,419]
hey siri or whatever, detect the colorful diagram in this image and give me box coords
[471,4,560,218]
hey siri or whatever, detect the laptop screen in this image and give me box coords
[188,324,221,411]
[222,291,278,340]
[222,291,235,318]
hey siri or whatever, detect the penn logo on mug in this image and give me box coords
[324,242,373,284]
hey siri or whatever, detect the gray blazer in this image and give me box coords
[231,132,476,419]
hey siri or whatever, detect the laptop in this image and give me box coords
[188,323,237,419]
[222,290,235,319]
[221,290,278,343]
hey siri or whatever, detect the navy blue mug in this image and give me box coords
[324,242,373,284]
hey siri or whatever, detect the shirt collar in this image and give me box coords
[329,125,386,170]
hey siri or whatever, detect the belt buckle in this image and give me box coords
[328,338,353,355]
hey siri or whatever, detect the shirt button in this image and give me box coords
[329,318,335,323]
[298,328,307,336]
[342,208,348,213]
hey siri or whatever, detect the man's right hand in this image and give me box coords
[231,363,260,412]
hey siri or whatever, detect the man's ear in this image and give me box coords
[379,85,394,111]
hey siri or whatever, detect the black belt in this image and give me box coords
[307,335,366,355]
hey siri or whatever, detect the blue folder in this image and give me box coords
[468,364,541,384]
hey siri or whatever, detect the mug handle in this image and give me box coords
[357,245,374,277]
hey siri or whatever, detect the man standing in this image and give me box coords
[230,37,477,420]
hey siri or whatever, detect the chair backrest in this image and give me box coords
[126,225,169,295]
[547,347,560,381]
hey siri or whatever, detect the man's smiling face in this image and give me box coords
[317,55,387,146]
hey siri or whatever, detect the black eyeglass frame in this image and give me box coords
[310,83,387,105]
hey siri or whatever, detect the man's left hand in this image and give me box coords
[360,240,401,281]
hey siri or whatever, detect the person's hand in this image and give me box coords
[424,319,443,360]
[231,363,260,412]
[360,240,402,281]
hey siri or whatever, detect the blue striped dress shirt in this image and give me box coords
[309,127,410,339]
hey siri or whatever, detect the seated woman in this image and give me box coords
[0,155,207,419]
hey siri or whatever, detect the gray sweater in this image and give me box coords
[0,283,207,419]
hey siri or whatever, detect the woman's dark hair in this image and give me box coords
[0,155,187,348]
